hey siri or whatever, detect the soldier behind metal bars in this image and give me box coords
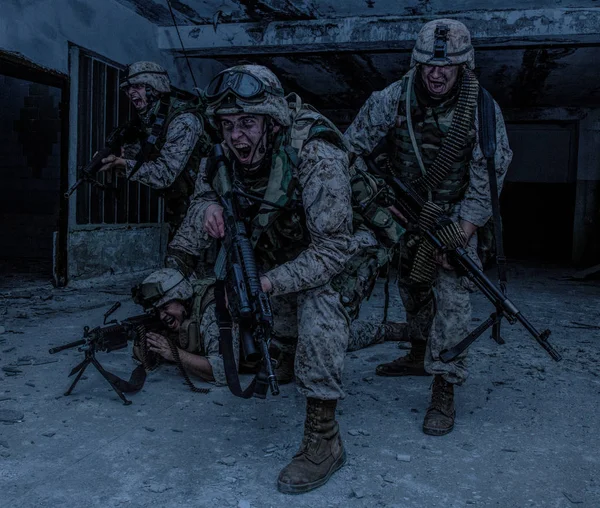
[97,61,212,247]
[345,19,513,436]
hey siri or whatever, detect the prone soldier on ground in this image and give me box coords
[132,268,229,385]
[131,268,408,387]
[345,19,513,436]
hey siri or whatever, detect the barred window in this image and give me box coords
[75,51,162,225]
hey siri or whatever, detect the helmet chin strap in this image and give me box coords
[139,85,161,118]
[236,120,274,172]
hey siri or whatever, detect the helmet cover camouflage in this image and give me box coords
[205,65,291,127]
[137,268,193,309]
[120,61,171,93]
[411,19,475,70]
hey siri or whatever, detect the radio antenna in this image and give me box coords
[166,0,199,90]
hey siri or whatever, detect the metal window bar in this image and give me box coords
[75,52,161,225]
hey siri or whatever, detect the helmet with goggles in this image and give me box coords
[205,65,291,127]
[120,61,171,93]
[411,19,475,70]
[132,268,192,310]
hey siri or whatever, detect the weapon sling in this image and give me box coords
[127,97,171,181]
[215,279,259,399]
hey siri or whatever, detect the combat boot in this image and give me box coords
[375,340,429,376]
[277,398,346,494]
[422,375,455,436]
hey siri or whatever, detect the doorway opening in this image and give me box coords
[501,122,577,263]
[0,52,69,289]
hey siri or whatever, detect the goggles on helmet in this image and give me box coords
[206,70,284,104]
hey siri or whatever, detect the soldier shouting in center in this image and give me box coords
[169,64,404,493]
[345,19,513,436]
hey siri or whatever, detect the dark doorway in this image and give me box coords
[0,52,69,289]
[502,123,577,263]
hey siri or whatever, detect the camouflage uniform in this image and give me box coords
[134,268,234,385]
[119,62,210,236]
[345,20,513,385]
[173,138,377,400]
[184,284,234,387]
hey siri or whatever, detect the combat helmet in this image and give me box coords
[132,268,193,309]
[204,65,291,127]
[120,61,171,93]
[411,19,475,70]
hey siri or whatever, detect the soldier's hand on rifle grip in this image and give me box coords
[99,148,126,174]
[146,331,175,362]
[204,204,225,238]
[388,205,408,226]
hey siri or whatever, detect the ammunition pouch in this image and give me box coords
[331,245,389,319]
[350,166,405,248]
[178,319,201,352]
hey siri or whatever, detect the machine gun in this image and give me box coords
[49,302,162,405]
[211,144,280,399]
[64,123,138,199]
[365,161,561,363]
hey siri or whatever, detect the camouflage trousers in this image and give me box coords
[268,283,351,400]
[200,283,351,399]
[398,234,480,385]
[272,318,386,358]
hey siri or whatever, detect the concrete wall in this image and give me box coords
[574,109,600,266]
[0,0,188,89]
[0,76,61,262]
[68,224,168,279]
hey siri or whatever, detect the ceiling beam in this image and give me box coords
[158,8,600,57]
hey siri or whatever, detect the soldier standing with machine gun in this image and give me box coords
[345,19,514,436]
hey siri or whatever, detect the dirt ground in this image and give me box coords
[0,264,598,508]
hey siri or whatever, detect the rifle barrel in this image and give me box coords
[64,146,113,199]
[49,339,86,354]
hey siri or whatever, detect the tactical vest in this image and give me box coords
[210,96,395,312]
[139,96,213,230]
[388,70,476,207]
[177,278,216,354]
[242,96,349,270]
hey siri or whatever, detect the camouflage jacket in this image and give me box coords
[344,71,513,227]
[170,136,377,297]
[123,98,204,189]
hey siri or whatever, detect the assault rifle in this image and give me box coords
[49,302,162,405]
[366,161,562,363]
[64,123,137,199]
[211,145,280,399]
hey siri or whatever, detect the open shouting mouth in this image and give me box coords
[427,78,448,95]
[234,143,253,163]
[162,313,178,330]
